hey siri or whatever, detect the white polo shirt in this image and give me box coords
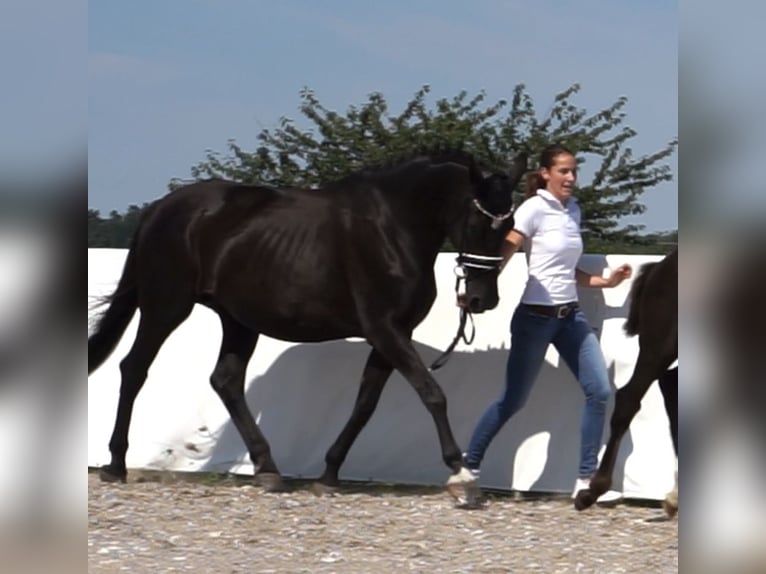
[512,189,583,305]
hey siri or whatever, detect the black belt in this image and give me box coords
[521,302,579,319]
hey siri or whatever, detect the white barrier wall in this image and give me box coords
[88,249,675,500]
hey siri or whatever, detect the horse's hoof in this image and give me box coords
[574,489,596,511]
[99,465,127,484]
[446,468,483,509]
[255,472,286,492]
[311,482,339,497]
[663,498,678,518]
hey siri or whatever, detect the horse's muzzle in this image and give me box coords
[468,294,499,313]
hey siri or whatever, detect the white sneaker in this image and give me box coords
[572,477,623,505]
[461,454,480,480]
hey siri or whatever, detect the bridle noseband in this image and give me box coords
[454,198,514,275]
[429,197,514,372]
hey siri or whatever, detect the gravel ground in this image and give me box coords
[88,471,677,574]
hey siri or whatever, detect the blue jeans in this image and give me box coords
[465,305,612,478]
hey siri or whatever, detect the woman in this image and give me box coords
[463,143,632,501]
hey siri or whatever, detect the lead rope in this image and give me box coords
[428,273,476,372]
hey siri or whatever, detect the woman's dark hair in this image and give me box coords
[525,143,574,198]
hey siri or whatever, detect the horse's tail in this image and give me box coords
[623,260,658,337]
[88,234,141,375]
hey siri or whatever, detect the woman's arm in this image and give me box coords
[499,230,525,273]
[576,263,633,288]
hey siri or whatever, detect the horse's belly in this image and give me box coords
[261,323,357,343]
[227,301,362,343]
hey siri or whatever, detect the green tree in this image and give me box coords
[87,204,149,248]
[182,83,676,247]
[88,209,110,247]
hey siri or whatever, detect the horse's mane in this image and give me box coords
[171,146,484,195]
[356,146,484,181]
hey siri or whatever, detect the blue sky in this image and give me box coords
[0,0,86,183]
[89,0,677,232]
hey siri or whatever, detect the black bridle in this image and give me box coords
[428,198,514,371]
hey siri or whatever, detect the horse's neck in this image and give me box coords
[386,164,468,256]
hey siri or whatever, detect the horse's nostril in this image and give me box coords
[469,297,482,312]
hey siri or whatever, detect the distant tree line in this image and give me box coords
[88,205,146,248]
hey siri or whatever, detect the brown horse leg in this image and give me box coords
[315,348,393,493]
[100,305,192,483]
[209,315,284,491]
[574,348,670,510]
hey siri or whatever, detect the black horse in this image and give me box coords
[88,148,527,504]
[575,248,678,514]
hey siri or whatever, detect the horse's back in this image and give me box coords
[135,178,342,276]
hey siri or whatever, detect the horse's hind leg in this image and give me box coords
[209,314,284,491]
[316,348,394,493]
[658,366,678,516]
[100,304,192,483]
[574,347,671,510]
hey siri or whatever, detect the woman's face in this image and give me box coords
[541,152,577,203]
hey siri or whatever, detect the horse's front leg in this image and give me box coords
[366,328,481,507]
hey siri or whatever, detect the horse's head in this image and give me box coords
[452,151,527,313]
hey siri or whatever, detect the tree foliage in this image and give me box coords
[88,205,147,248]
[89,84,677,250]
[179,83,676,246]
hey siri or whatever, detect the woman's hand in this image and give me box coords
[606,263,633,287]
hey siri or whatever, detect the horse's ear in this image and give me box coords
[507,152,528,185]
